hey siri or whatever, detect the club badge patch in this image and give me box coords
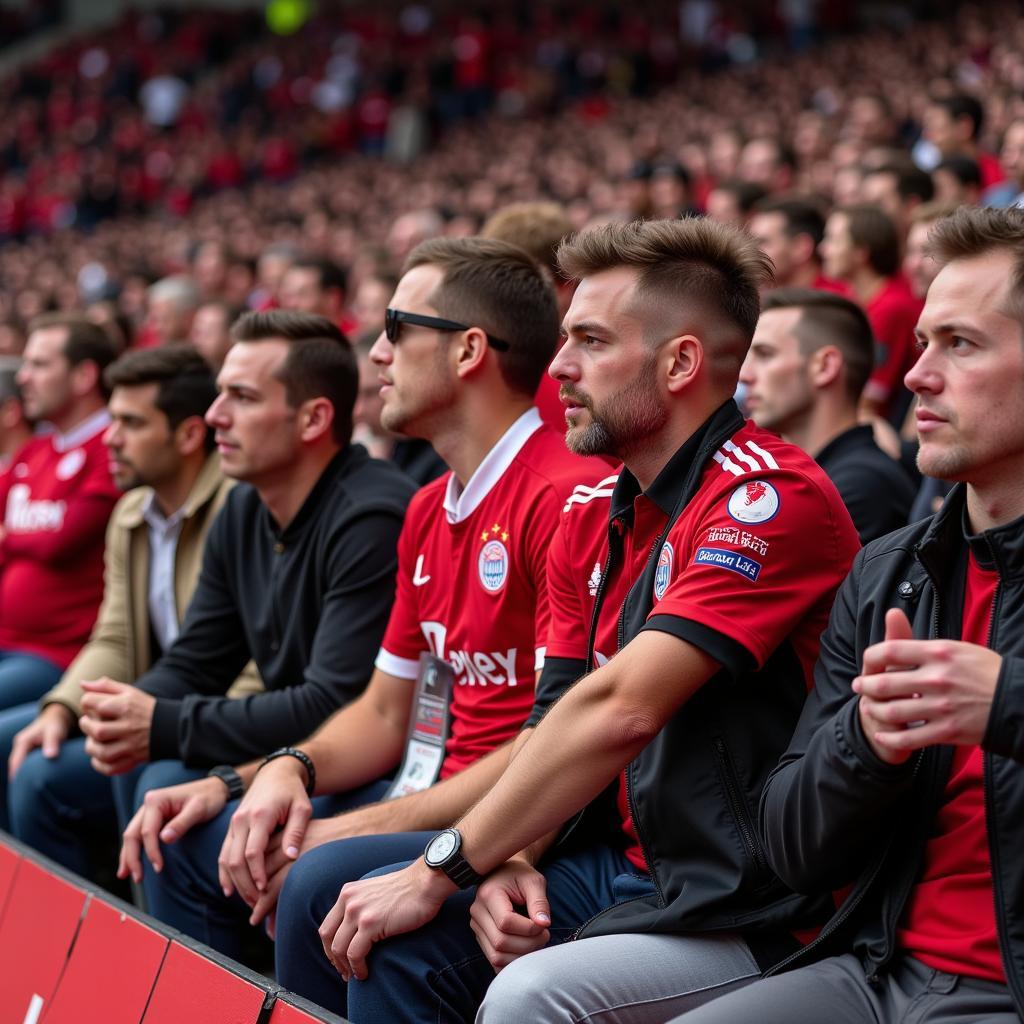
[653,541,674,601]
[56,448,86,481]
[478,539,509,593]
[727,480,779,525]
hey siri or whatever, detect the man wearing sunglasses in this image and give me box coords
[120,237,606,983]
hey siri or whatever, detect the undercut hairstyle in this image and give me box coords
[864,162,935,203]
[404,237,560,396]
[230,310,357,446]
[925,205,1024,328]
[753,195,827,246]
[29,313,118,399]
[481,202,575,279]
[105,345,219,453]
[762,288,875,402]
[557,217,772,390]
[839,203,902,277]
[290,256,348,298]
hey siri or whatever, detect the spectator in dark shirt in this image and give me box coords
[741,288,915,542]
[70,310,414,845]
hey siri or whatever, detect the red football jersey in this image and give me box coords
[547,420,860,870]
[376,409,606,778]
[0,412,120,668]
[898,552,1004,983]
[862,274,924,418]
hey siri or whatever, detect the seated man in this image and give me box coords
[0,315,119,715]
[668,203,1024,1023]
[741,287,916,541]
[27,311,414,874]
[118,238,606,967]
[1,345,257,874]
[272,218,860,1024]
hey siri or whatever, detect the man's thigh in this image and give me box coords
[0,702,39,828]
[0,652,63,713]
[478,931,759,1024]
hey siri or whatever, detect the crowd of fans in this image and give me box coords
[1,2,1024,1023]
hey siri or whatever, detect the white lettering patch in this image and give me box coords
[4,484,67,532]
[421,621,519,686]
[704,525,769,557]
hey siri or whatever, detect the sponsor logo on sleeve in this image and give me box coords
[727,480,779,525]
[693,546,762,582]
[653,541,675,601]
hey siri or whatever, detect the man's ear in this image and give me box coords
[665,335,704,395]
[70,359,101,399]
[174,415,209,457]
[809,345,843,389]
[453,327,491,380]
[298,396,336,443]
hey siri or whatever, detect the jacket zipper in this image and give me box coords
[712,737,769,879]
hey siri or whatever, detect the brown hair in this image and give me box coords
[557,217,772,387]
[761,288,875,402]
[28,313,118,398]
[404,236,560,396]
[105,344,219,452]
[229,310,357,446]
[481,202,575,279]
[838,203,902,277]
[925,205,1024,326]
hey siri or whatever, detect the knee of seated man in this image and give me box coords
[9,746,72,819]
[476,952,553,1023]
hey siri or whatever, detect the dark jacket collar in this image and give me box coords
[814,424,875,468]
[609,400,745,522]
[269,443,366,541]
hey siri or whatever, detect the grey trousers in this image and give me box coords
[476,932,759,1024]
[668,953,1017,1024]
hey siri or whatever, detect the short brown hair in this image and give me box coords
[230,310,357,446]
[28,313,118,398]
[761,288,875,402]
[926,205,1024,327]
[557,217,772,388]
[481,202,575,279]
[105,344,219,452]
[838,203,901,277]
[909,199,962,228]
[404,237,560,396]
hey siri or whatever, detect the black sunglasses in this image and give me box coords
[384,308,510,352]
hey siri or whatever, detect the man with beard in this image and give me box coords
[116,239,606,975]
[306,219,861,1024]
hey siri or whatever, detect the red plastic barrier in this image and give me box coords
[44,897,168,1024]
[270,998,345,1024]
[0,841,19,918]
[0,859,86,1024]
[140,941,269,1024]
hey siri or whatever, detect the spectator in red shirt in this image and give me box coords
[279,257,355,336]
[922,93,1005,192]
[821,203,923,424]
[859,162,936,240]
[0,315,118,712]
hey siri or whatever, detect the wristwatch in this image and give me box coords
[207,765,244,801]
[423,828,482,889]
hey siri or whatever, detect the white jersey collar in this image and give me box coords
[50,409,112,452]
[443,408,542,524]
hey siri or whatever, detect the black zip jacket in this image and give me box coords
[550,402,840,968]
[139,445,416,766]
[757,484,1024,1013]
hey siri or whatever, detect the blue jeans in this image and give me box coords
[148,778,392,962]
[276,839,646,1023]
[0,650,62,713]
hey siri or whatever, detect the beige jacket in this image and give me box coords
[44,453,261,714]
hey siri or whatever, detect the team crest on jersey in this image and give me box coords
[727,480,779,525]
[653,541,674,601]
[587,561,603,597]
[56,448,86,481]
[478,539,509,593]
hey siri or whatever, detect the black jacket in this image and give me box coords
[758,485,1024,1013]
[815,425,916,544]
[140,445,416,766]
[560,402,841,967]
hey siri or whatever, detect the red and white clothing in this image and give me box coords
[898,550,1004,983]
[0,411,119,668]
[546,418,860,870]
[375,408,605,777]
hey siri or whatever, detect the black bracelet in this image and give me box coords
[207,765,245,801]
[258,747,316,796]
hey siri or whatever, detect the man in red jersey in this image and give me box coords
[0,315,118,713]
[668,202,1024,1024]
[118,238,606,978]
[315,219,860,1024]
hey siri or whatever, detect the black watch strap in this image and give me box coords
[258,747,316,796]
[443,857,483,889]
[207,765,244,801]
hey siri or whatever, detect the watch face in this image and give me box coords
[426,830,458,864]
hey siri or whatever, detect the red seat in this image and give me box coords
[0,839,20,918]
[141,941,269,1024]
[0,859,86,1024]
[269,996,348,1023]
[45,897,168,1024]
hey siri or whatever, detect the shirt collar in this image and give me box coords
[142,489,187,534]
[49,409,111,453]
[443,408,543,524]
